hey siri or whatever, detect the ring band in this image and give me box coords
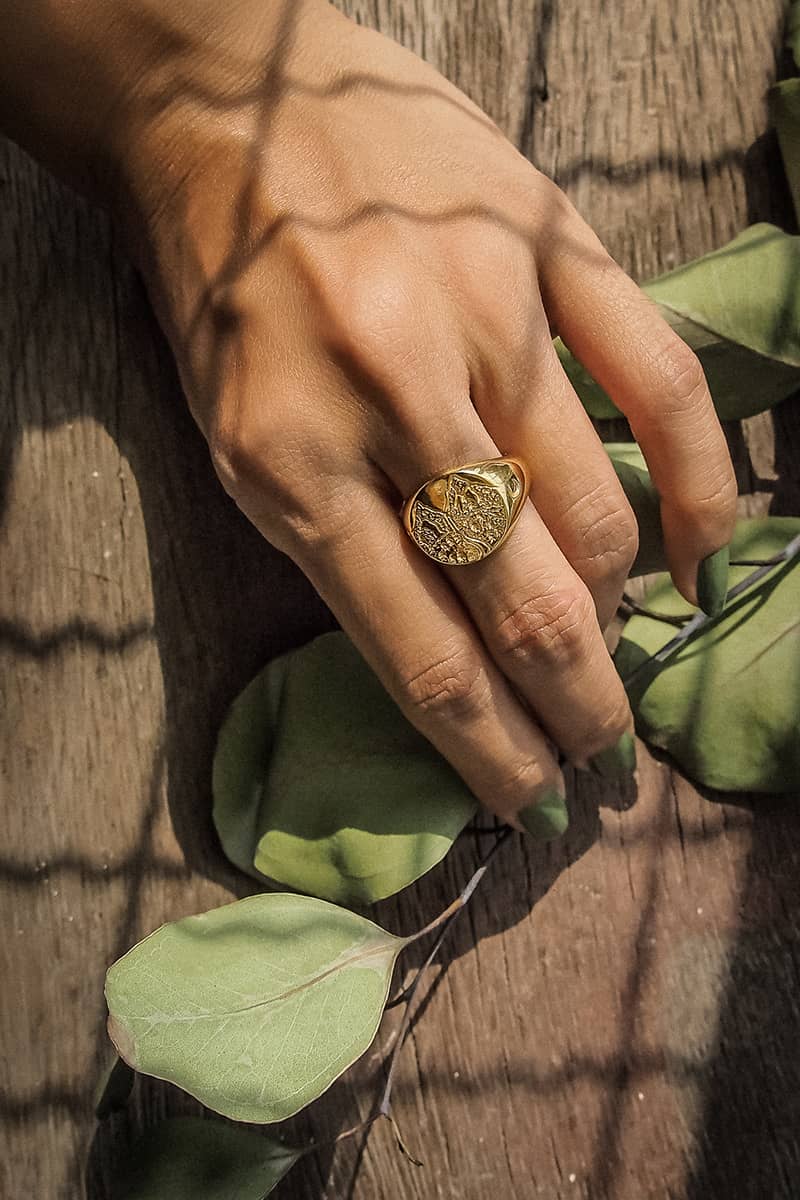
[401,455,530,565]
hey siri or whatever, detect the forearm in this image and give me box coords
[0,2,137,196]
[0,0,326,204]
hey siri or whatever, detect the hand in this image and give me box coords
[5,0,737,834]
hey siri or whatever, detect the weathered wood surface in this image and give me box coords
[1,1,799,1197]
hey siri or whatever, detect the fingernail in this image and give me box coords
[697,545,730,617]
[588,730,637,779]
[518,787,569,840]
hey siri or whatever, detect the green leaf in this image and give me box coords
[557,224,800,419]
[789,0,800,68]
[106,893,408,1123]
[614,517,800,793]
[213,631,477,906]
[604,443,665,576]
[555,336,619,417]
[769,79,800,227]
[95,1055,135,1119]
[769,0,800,224]
[112,1117,299,1199]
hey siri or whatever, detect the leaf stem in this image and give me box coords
[378,829,511,1121]
[719,531,800,600]
[619,593,687,626]
[294,827,512,1173]
[729,558,776,566]
[402,828,510,946]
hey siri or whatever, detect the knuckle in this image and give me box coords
[578,507,640,583]
[400,644,488,722]
[320,266,445,424]
[209,410,285,501]
[586,697,633,758]
[493,584,595,668]
[209,427,261,499]
[566,481,640,582]
[691,463,739,520]
[655,339,709,416]
[493,757,552,810]
[202,263,276,345]
[452,222,526,290]
[695,487,738,534]
[447,223,539,358]
[209,405,335,551]
[525,175,578,242]
[327,259,420,370]
[670,458,738,531]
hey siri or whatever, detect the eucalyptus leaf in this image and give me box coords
[769,79,800,227]
[213,631,477,906]
[112,1117,299,1200]
[557,224,800,419]
[789,0,800,68]
[106,893,408,1123]
[604,442,665,576]
[615,517,800,793]
[95,1055,135,1119]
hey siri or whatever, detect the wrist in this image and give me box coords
[0,0,133,197]
[0,0,336,210]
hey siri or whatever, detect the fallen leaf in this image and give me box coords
[557,224,800,420]
[113,1117,299,1199]
[213,632,477,905]
[615,517,800,792]
[106,893,408,1122]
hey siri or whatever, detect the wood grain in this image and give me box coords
[1,1,798,1197]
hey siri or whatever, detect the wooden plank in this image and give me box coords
[1,1,797,1197]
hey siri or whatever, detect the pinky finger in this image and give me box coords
[537,213,737,613]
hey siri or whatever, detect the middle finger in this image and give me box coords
[371,370,636,775]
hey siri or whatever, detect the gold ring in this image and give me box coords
[401,456,530,565]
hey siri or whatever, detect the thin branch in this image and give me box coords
[464,818,505,836]
[385,984,414,1011]
[292,827,513,1171]
[400,828,511,946]
[378,830,512,1116]
[724,532,800,597]
[619,593,687,626]
[728,558,779,566]
[384,834,508,1005]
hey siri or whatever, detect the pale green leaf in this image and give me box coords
[604,442,665,576]
[555,336,616,418]
[603,442,649,473]
[558,224,800,419]
[106,893,408,1123]
[615,517,800,793]
[113,1117,299,1199]
[213,631,477,906]
[646,224,800,365]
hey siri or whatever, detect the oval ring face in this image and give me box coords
[402,458,529,566]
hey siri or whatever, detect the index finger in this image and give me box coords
[536,204,738,614]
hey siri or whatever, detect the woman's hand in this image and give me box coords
[2,0,738,835]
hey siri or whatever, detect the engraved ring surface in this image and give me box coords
[401,456,530,565]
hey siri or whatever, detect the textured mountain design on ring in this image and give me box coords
[409,465,522,564]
